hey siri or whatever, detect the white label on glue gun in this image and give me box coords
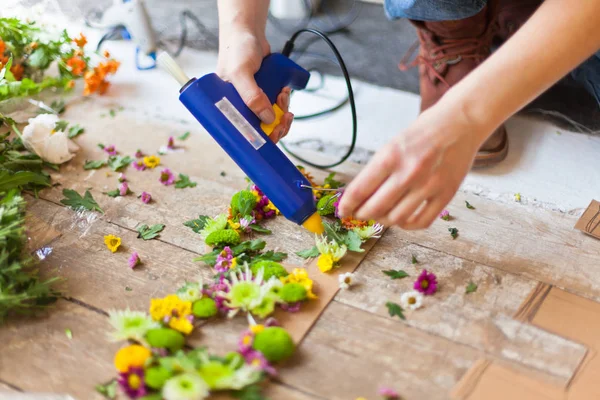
[215,97,266,150]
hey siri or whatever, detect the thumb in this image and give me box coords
[230,74,275,124]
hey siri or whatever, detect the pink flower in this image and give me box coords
[119,182,129,196]
[244,350,277,376]
[239,216,254,233]
[159,168,175,185]
[132,160,146,171]
[379,387,400,400]
[104,144,117,156]
[414,269,438,295]
[280,302,302,313]
[118,367,146,399]
[215,246,234,273]
[439,210,450,221]
[118,173,126,182]
[238,330,254,354]
[333,190,344,218]
[140,192,152,204]
[134,149,144,158]
[128,252,141,269]
[167,136,175,149]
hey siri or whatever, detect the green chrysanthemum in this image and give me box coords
[176,280,203,302]
[162,372,209,400]
[108,309,160,342]
[146,328,186,352]
[199,214,228,239]
[252,327,295,362]
[280,283,308,303]
[192,297,218,318]
[205,229,241,247]
[317,194,336,216]
[198,361,236,389]
[145,366,173,389]
[250,260,289,281]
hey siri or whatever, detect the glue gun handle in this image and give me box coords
[254,53,310,104]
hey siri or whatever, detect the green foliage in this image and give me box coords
[385,301,405,320]
[60,189,103,213]
[233,385,267,400]
[250,260,288,281]
[145,328,185,352]
[193,239,285,267]
[107,155,133,171]
[178,131,190,140]
[53,120,68,132]
[137,224,165,240]
[466,281,478,294]
[205,229,241,247]
[183,215,210,234]
[317,194,336,216]
[323,221,364,252]
[252,327,295,362]
[174,173,197,189]
[465,201,475,210]
[280,283,307,303]
[248,224,271,234]
[382,270,409,280]
[192,297,218,318]
[296,246,319,259]
[68,124,85,138]
[449,227,459,239]
[83,160,107,170]
[0,170,50,192]
[411,255,418,264]
[323,172,344,189]
[95,380,117,399]
[230,190,257,217]
[144,366,172,390]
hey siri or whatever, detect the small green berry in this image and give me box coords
[205,229,241,247]
[144,366,172,389]
[252,326,295,362]
[250,260,289,281]
[145,328,185,352]
[280,283,307,303]
[192,297,218,318]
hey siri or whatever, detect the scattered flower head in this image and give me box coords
[128,252,141,269]
[73,32,87,48]
[338,272,357,290]
[104,144,117,156]
[134,149,144,158]
[108,309,159,342]
[159,168,175,185]
[515,193,522,202]
[243,350,277,376]
[167,136,175,149]
[21,114,79,164]
[132,160,146,171]
[439,210,450,221]
[118,173,127,182]
[400,290,424,310]
[143,155,160,169]
[140,191,152,204]
[104,234,122,253]
[413,269,438,296]
[119,182,130,196]
[353,222,384,240]
[379,387,401,400]
[315,235,347,272]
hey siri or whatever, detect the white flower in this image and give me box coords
[107,309,160,342]
[21,114,79,164]
[162,373,209,400]
[353,223,384,240]
[400,291,424,311]
[199,214,227,239]
[338,272,357,290]
[315,235,347,261]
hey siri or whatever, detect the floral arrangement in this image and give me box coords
[0,18,119,101]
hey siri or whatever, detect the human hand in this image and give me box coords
[337,103,494,230]
[217,28,293,143]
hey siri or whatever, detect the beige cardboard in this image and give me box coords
[574,200,600,239]
[452,286,600,399]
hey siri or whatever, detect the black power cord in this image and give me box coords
[281,28,357,169]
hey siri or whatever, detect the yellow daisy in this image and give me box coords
[114,344,151,373]
[143,155,160,169]
[104,234,122,253]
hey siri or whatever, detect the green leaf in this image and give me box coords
[466,281,478,294]
[250,250,287,264]
[385,302,405,320]
[323,172,344,189]
[183,215,210,233]
[83,160,107,170]
[232,239,267,254]
[125,286,133,292]
[178,131,191,140]
[137,224,165,240]
[382,270,409,280]
[0,170,50,192]
[60,189,103,213]
[105,189,120,198]
[323,221,344,244]
[54,120,68,132]
[107,155,133,171]
[95,380,117,399]
[411,255,418,264]
[296,246,319,259]
[249,224,271,234]
[109,109,116,118]
[174,173,197,189]
[65,328,72,339]
[28,47,51,69]
[233,384,267,400]
[449,227,459,240]
[68,124,85,138]
[465,201,475,210]
[343,230,364,252]
[50,100,66,115]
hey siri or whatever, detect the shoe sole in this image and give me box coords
[472,126,509,168]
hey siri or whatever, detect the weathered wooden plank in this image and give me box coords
[0,300,118,399]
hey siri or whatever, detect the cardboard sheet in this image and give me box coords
[574,200,600,239]
[452,285,600,399]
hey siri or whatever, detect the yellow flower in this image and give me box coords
[280,268,317,299]
[228,219,241,233]
[230,257,238,269]
[168,316,194,335]
[143,155,161,169]
[241,334,253,346]
[515,193,521,202]
[104,234,122,253]
[249,324,264,334]
[317,254,334,272]
[265,200,280,215]
[251,190,262,202]
[114,344,151,373]
[149,294,192,322]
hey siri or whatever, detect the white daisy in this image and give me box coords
[400,291,424,310]
[107,309,159,342]
[338,272,357,290]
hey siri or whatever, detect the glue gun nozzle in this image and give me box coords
[302,212,325,235]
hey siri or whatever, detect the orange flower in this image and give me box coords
[95,59,120,78]
[103,50,111,58]
[73,33,87,48]
[30,42,38,50]
[10,64,23,81]
[83,70,101,95]
[66,56,86,75]
[74,49,83,57]
[341,216,368,230]
[66,80,75,89]
[0,40,5,55]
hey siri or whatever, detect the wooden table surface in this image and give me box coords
[2,97,600,400]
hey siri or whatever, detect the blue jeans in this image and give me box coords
[384,0,600,105]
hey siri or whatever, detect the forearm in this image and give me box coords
[442,0,600,139]
[218,0,269,37]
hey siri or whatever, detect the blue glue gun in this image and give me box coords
[158,52,325,234]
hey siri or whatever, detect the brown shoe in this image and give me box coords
[400,5,509,166]
[494,0,542,43]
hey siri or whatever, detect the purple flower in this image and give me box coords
[140,191,152,204]
[167,136,175,149]
[135,149,144,158]
[118,367,147,399]
[159,168,175,185]
[439,210,450,221]
[119,182,129,196]
[238,330,254,354]
[264,317,279,327]
[333,190,344,218]
[104,144,117,156]
[118,173,126,183]
[239,216,255,233]
[280,302,302,313]
[215,247,234,273]
[132,160,146,171]
[379,387,400,400]
[414,269,438,295]
[244,350,277,376]
[129,252,141,269]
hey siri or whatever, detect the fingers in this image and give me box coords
[277,87,291,112]
[353,173,408,221]
[229,73,275,124]
[269,112,294,143]
[402,191,454,230]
